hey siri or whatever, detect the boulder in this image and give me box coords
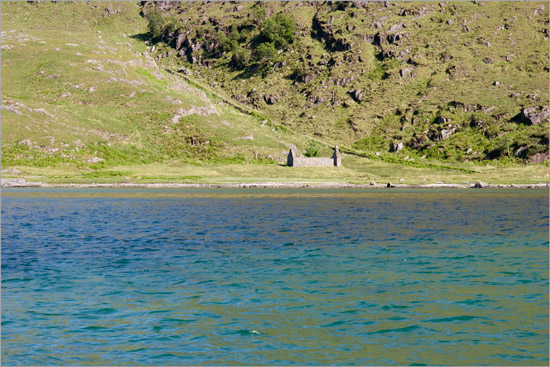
[529,152,549,164]
[263,94,279,105]
[480,106,495,114]
[400,66,414,78]
[155,1,179,11]
[334,38,354,51]
[88,157,105,164]
[521,106,549,126]
[473,181,486,188]
[390,142,404,152]
[435,116,452,124]
[18,139,33,146]
[349,89,363,102]
[439,127,455,141]
[387,33,403,44]
[388,23,405,33]
[104,5,114,16]
[175,32,187,50]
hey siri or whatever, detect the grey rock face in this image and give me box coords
[529,152,549,164]
[264,94,279,105]
[439,127,456,141]
[390,142,404,152]
[400,66,414,78]
[349,89,363,102]
[521,106,549,126]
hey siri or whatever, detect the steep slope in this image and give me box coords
[1,1,310,174]
[146,0,549,164]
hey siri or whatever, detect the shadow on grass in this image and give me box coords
[130,33,150,43]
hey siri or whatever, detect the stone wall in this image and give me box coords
[290,156,335,167]
[287,146,341,167]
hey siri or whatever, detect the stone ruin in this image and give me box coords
[287,146,341,167]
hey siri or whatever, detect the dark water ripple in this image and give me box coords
[1,188,548,365]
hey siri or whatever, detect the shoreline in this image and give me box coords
[1,178,548,189]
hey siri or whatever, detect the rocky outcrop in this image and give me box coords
[529,152,549,164]
[407,133,429,149]
[390,142,404,152]
[134,1,548,165]
[435,116,452,124]
[147,1,180,11]
[264,94,279,105]
[386,32,409,45]
[348,89,363,102]
[439,127,456,141]
[312,13,355,51]
[521,106,549,126]
[400,66,414,78]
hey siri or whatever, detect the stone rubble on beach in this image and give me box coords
[1,178,42,187]
[1,179,548,189]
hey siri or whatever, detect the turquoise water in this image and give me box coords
[1,188,548,365]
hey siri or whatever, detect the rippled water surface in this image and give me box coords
[2,188,548,365]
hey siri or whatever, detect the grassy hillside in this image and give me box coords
[0,2,315,176]
[148,0,549,163]
[0,1,548,185]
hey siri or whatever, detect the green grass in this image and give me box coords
[5,154,548,186]
[1,1,548,186]
[0,1,313,171]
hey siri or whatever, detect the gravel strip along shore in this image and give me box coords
[1,178,548,189]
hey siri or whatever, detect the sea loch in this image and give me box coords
[1,188,548,365]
